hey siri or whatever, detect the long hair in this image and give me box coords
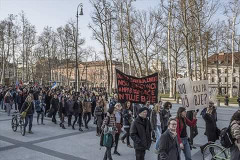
[124,101,132,110]
[164,101,172,109]
[176,107,186,126]
[153,103,160,112]
[230,110,240,123]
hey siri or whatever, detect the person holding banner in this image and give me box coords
[176,107,197,160]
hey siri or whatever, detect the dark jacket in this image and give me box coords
[35,100,46,112]
[20,101,34,115]
[130,116,152,151]
[59,101,67,116]
[158,129,181,160]
[123,108,132,128]
[50,98,59,112]
[73,100,83,115]
[150,110,161,130]
[161,109,171,131]
[109,98,117,108]
[203,110,219,142]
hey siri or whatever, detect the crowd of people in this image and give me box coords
[0,85,240,160]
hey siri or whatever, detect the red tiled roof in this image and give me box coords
[208,52,240,66]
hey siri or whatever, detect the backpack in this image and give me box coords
[220,125,235,148]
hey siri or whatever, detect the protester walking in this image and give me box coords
[113,103,123,156]
[83,94,92,129]
[66,95,75,127]
[158,118,180,160]
[161,102,172,133]
[20,95,35,134]
[4,91,12,116]
[35,95,46,125]
[101,107,116,160]
[72,96,83,131]
[59,96,66,129]
[176,107,197,160]
[230,110,240,160]
[130,107,152,160]
[186,109,198,149]
[150,103,162,150]
[121,101,133,148]
[50,94,59,124]
[94,99,104,136]
[200,101,219,153]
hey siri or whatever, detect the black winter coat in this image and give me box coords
[203,112,219,142]
[59,101,67,116]
[122,108,132,128]
[158,129,181,160]
[20,101,34,115]
[73,100,83,115]
[130,116,152,151]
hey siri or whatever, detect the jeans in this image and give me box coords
[5,103,11,116]
[52,111,57,123]
[83,112,91,128]
[181,137,192,160]
[155,125,162,150]
[103,147,112,160]
[114,133,120,152]
[72,113,83,128]
[121,128,130,145]
[25,115,33,131]
[37,112,44,124]
[135,149,145,160]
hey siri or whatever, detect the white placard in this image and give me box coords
[191,80,209,109]
[176,78,194,111]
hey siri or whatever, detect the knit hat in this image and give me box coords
[138,107,148,114]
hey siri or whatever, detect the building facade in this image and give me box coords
[208,52,240,96]
[51,60,135,89]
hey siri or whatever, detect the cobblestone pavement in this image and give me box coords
[0,104,238,160]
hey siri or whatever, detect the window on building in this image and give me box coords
[233,77,236,82]
[211,69,215,74]
[218,69,221,74]
[225,77,227,82]
[219,78,221,82]
[211,77,215,83]
[225,69,227,74]
[233,68,236,73]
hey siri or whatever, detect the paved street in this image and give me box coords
[0,104,239,160]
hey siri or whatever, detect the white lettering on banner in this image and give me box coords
[176,78,194,111]
[191,80,209,109]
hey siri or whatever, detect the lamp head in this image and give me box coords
[79,6,83,15]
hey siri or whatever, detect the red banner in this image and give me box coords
[116,69,158,104]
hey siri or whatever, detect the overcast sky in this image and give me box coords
[0,0,159,53]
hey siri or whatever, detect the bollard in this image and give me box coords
[217,99,220,107]
[177,97,180,104]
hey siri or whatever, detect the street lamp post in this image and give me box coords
[75,3,83,92]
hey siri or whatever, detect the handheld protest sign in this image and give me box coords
[116,69,158,104]
[176,77,194,111]
[192,80,209,109]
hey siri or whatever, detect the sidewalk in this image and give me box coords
[161,97,240,108]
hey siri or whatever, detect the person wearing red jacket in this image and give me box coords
[176,107,197,160]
